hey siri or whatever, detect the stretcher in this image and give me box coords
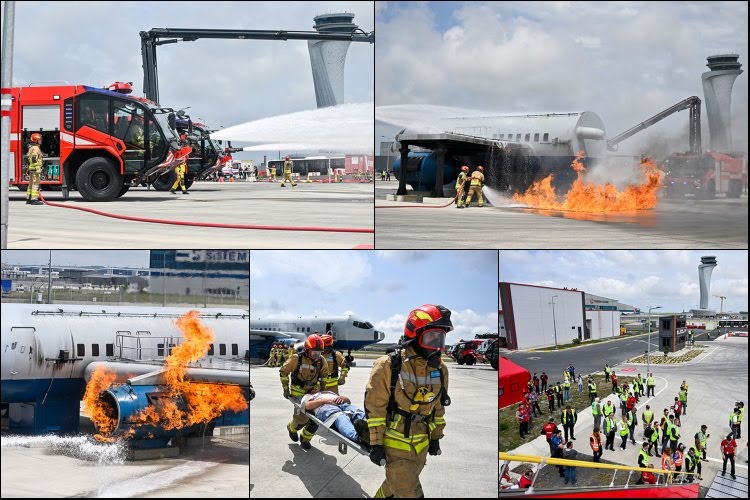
[288,397,375,459]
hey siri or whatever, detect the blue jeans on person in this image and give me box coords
[313,403,366,442]
[564,466,577,484]
[564,388,570,401]
[578,383,583,395]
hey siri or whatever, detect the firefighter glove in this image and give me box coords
[428,439,442,456]
[283,387,290,399]
[338,376,346,385]
[369,445,386,466]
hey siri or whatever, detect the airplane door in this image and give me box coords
[7,327,38,380]
[326,323,336,341]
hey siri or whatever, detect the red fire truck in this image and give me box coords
[8,82,190,201]
[663,151,746,199]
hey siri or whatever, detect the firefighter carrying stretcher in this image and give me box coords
[320,333,349,394]
[365,304,452,498]
[280,334,330,450]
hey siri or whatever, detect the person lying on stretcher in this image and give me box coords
[300,391,370,445]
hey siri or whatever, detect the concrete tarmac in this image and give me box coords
[7,181,374,249]
[250,361,497,498]
[505,337,749,486]
[375,185,748,248]
[0,433,249,498]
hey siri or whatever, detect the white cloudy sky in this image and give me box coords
[251,250,498,344]
[375,1,748,156]
[499,250,748,313]
[3,1,373,163]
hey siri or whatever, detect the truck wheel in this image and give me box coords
[727,180,742,198]
[457,359,464,365]
[151,170,177,191]
[76,157,123,202]
[116,185,131,198]
[491,358,498,370]
[184,178,194,190]
[464,355,475,366]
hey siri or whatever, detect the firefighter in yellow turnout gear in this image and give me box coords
[366,304,452,498]
[280,155,297,187]
[320,334,349,394]
[26,133,44,205]
[455,165,469,209]
[280,334,330,449]
[464,166,485,207]
[170,160,189,194]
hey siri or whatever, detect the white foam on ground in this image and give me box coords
[1,434,126,464]
[94,460,217,498]
[482,186,529,208]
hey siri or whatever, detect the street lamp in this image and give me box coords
[647,306,662,374]
[550,295,559,350]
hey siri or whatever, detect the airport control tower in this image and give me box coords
[308,13,359,108]
[698,255,718,310]
[702,54,743,151]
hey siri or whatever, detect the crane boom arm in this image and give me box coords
[607,96,701,153]
[140,28,375,104]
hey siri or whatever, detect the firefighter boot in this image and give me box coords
[287,422,299,442]
[29,200,43,205]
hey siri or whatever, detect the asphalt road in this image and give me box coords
[374,184,748,248]
[7,181,374,249]
[503,329,722,378]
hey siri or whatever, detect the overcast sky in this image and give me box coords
[1,250,150,268]
[4,1,374,164]
[499,250,748,313]
[375,1,748,156]
[250,250,498,344]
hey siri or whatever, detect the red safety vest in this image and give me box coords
[590,433,601,452]
[674,450,683,466]
[543,423,556,440]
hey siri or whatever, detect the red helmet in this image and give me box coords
[320,334,334,348]
[30,133,42,144]
[305,334,324,360]
[285,155,291,160]
[404,305,453,338]
[461,165,469,172]
[477,166,484,172]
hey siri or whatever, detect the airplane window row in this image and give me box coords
[493,132,550,142]
[75,343,238,357]
[296,327,312,333]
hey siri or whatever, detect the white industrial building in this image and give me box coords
[499,282,623,350]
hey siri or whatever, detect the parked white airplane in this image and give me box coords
[1,303,249,438]
[250,315,384,359]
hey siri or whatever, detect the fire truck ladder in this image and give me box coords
[499,452,701,497]
[140,28,375,105]
[607,96,702,154]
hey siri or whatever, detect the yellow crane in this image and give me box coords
[713,294,727,314]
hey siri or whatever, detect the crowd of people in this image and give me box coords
[507,362,747,489]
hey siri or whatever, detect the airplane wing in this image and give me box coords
[85,361,249,387]
[250,329,306,341]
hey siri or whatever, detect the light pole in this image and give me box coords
[550,295,559,350]
[646,306,662,374]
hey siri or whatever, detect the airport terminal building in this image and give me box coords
[149,250,249,301]
[499,282,625,350]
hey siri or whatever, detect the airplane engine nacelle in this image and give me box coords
[97,385,207,446]
[392,152,459,191]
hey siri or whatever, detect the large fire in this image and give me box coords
[83,310,247,440]
[82,366,118,441]
[513,153,662,212]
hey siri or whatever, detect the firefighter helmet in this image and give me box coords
[461,165,469,172]
[404,304,453,340]
[285,155,291,160]
[320,334,334,348]
[30,133,42,144]
[477,166,484,172]
[305,334,324,360]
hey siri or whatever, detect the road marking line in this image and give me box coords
[636,376,669,411]
[692,346,721,364]
[608,347,619,350]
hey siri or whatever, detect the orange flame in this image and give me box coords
[513,153,662,212]
[82,366,118,440]
[82,310,247,440]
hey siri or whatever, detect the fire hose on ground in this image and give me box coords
[37,194,373,234]
[375,193,459,209]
